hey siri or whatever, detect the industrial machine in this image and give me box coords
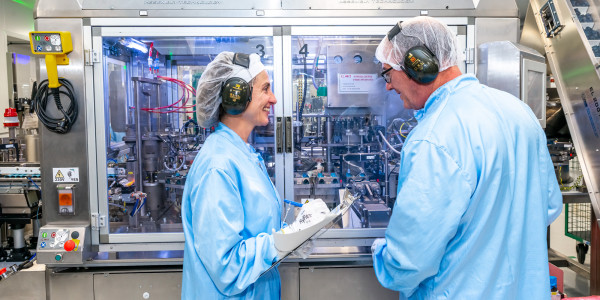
[19,0,525,299]
[0,47,42,263]
[0,107,41,262]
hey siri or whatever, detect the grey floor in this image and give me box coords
[563,266,590,297]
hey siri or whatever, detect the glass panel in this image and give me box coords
[102,35,275,234]
[290,35,415,229]
[526,69,544,121]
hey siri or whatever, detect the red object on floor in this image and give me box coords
[550,263,565,294]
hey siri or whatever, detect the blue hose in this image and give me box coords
[284,199,303,207]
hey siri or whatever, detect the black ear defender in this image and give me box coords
[221,53,253,115]
[386,22,440,84]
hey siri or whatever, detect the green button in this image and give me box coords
[35,35,40,41]
[42,232,47,238]
[55,254,62,261]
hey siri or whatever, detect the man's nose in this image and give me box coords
[385,81,393,91]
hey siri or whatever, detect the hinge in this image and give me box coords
[285,117,293,153]
[85,49,100,66]
[465,47,475,64]
[91,213,106,230]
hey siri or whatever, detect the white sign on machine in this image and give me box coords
[53,168,80,183]
[338,73,377,94]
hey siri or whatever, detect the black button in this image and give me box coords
[71,231,79,239]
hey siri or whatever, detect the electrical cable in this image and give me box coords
[31,78,78,134]
[182,118,199,136]
[378,130,402,155]
[26,177,40,190]
[343,156,365,175]
[139,76,196,114]
[399,122,407,138]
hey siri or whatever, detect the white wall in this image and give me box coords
[0,0,36,135]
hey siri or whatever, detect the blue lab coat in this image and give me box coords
[372,74,562,299]
[182,122,282,299]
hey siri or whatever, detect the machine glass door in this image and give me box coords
[285,25,467,237]
[286,27,412,234]
[95,27,279,243]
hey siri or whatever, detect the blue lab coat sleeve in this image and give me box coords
[188,167,279,296]
[545,152,562,225]
[372,139,472,297]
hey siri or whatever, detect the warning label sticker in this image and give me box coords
[338,73,377,94]
[53,168,79,183]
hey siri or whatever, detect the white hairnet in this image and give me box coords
[376,16,460,73]
[195,52,265,128]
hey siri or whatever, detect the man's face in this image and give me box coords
[382,63,426,110]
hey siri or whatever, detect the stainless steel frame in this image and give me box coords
[33,0,522,268]
[35,0,518,18]
[522,0,600,222]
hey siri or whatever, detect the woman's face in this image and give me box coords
[240,70,277,127]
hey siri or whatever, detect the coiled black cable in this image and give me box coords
[31,78,78,134]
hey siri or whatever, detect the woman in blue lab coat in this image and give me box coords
[181,52,282,299]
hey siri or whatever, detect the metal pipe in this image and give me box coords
[12,227,24,249]
[325,117,333,173]
[156,84,161,131]
[134,80,143,193]
[384,154,390,205]
[11,53,18,107]
[317,117,321,143]
[147,93,152,133]
[32,217,40,238]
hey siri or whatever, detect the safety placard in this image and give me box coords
[338,73,377,94]
[53,168,79,183]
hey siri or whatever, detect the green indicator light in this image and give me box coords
[35,36,40,41]
[123,65,127,70]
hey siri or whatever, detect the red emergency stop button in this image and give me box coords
[64,240,75,252]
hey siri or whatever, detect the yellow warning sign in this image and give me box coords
[53,167,79,183]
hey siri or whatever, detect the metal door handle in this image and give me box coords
[276,117,283,153]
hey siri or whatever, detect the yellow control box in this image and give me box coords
[29,31,73,88]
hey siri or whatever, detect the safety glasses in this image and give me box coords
[381,66,393,83]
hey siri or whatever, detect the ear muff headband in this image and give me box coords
[386,21,440,84]
[221,53,253,115]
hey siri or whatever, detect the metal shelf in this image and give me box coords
[562,191,590,204]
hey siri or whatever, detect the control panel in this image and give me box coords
[36,225,90,265]
[29,32,72,54]
[29,31,73,89]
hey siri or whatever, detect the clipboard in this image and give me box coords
[260,188,358,277]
